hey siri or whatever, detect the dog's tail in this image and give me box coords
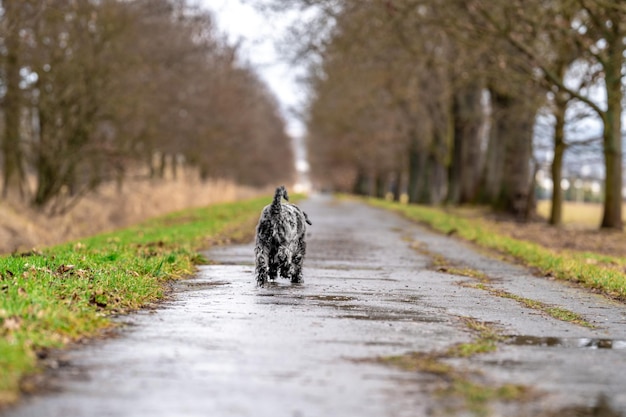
[271,185,288,214]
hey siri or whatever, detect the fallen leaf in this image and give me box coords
[18,249,43,257]
[75,269,88,278]
[56,264,75,274]
[3,316,22,331]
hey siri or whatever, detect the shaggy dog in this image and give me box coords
[254,186,311,286]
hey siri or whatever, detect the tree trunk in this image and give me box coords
[352,168,370,196]
[600,46,623,230]
[416,152,432,204]
[391,168,402,202]
[427,152,448,204]
[172,154,179,180]
[33,107,56,207]
[549,96,567,226]
[33,152,59,208]
[448,85,483,205]
[407,132,422,204]
[447,124,462,204]
[374,172,386,199]
[199,164,210,182]
[499,98,535,219]
[115,163,125,194]
[158,152,167,179]
[481,89,536,219]
[420,130,448,205]
[479,90,506,204]
[2,1,25,198]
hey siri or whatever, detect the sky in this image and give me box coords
[197,0,307,139]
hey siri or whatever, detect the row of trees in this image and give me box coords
[1,0,294,213]
[271,0,625,229]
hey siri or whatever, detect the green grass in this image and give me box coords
[467,283,594,328]
[368,198,626,300]
[379,318,531,416]
[446,317,503,357]
[0,195,271,405]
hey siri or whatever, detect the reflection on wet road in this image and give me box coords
[4,195,626,417]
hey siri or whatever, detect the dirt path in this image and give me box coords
[4,195,626,416]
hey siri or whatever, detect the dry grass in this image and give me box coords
[0,169,265,254]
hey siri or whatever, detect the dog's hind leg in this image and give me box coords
[276,247,291,280]
[290,239,306,283]
[255,245,270,286]
[268,247,279,281]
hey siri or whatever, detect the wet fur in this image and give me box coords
[254,186,311,285]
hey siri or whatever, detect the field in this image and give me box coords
[0,173,263,255]
[536,200,626,228]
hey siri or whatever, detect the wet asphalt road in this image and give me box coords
[4,195,626,417]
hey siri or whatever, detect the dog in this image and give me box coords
[254,186,312,286]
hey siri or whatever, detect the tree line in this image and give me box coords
[271,0,625,229]
[0,0,294,213]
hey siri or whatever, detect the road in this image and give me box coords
[3,195,626,416]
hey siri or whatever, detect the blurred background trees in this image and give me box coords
[273,0,625,229]
[0,0,294,213]
[2,0,623,230]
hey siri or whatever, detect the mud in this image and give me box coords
[3,195,626,417]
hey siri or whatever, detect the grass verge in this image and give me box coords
[367,198,626,300]
[0,195,271,406]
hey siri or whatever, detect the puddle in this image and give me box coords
[175,280,229,291]
[319,340,410,347]
[338,312,445,323]
[312,265,384,271]
[507,335,626,350]
[306,295,357,302]
[255,294,357,307]
[255,282,305,292]
[393,295,424,304]
[540,394,622,417]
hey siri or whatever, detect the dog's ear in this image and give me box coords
[304,212,312,225]
[282,186,290,202]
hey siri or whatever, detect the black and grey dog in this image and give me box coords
[254,186,312,286]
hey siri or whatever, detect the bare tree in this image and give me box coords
[464,0,625,228]
[0,0,294,212]
[0,0,34,198]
